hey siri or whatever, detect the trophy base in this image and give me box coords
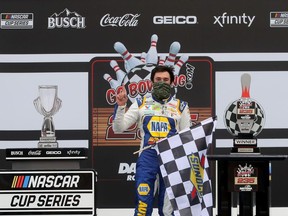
[231,147,260,154]
[232,136,259,153]
[38,137,58,148]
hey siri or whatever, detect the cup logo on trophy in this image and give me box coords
[224,73,265,153]
[34,85,62,148]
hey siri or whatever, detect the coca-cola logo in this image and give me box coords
[100,13,140,27]
[28,150,42,156]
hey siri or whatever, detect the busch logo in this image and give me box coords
[100,13,140,27]
[11,151,23,156]
[48,8,86,29]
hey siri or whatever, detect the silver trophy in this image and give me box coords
[34,85,62,148]
[224,73,265,153]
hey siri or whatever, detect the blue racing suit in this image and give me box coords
[113,94,191,216]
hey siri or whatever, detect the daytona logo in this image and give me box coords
[11,175,80,188]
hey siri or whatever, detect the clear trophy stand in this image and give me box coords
[34,85,62,148]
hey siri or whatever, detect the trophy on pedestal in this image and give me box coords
[34,85,62,148]
[224,73,265,153]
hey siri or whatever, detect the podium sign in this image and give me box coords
[208,154,288,216]
[233,163,258,192]
[6,148,88,160]
[0,170,96,216]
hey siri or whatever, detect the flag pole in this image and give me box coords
[133,145,154,154]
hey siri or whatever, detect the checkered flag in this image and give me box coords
[154,116,217,216]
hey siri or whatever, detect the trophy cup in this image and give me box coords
[34,85,62,148]
[224,73,265,153]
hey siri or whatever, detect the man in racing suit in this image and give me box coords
[113,65,191,216]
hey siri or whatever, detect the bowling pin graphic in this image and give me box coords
[158,55,166,65]
[103,73,120,89]
[145,34,158,65]
[174,54,189,76]
[241,73,251,99]
[237,73,255,134]
[165,41,181,66]
[110,60,126,83]
[141,52,146,63]
[114,42,143,72]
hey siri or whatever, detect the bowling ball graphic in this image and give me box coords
[224,99,265,137]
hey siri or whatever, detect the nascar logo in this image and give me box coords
[0,13,33,29]
[11,175,80,188]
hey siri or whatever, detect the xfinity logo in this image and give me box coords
[153,16,197,25]
[214,12,255,27]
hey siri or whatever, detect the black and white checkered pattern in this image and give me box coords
[155,116,217,216]
[224,99,265,137]
[122,64,153,105]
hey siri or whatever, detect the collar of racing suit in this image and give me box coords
[151,94,173,104]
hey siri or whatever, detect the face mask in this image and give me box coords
[152,82,171,101]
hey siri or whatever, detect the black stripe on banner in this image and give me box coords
[215,61,288,71]
[0,130,89,140]
[0,211,93,215]
[215,128,288,139]
[0,63,89,73]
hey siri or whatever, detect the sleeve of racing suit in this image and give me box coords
[179,101,192,131]
[112,101,139,133]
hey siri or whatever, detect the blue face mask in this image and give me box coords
[152,82,171,101]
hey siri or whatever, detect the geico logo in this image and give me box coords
[28,175,80,188]
[118,163,136,174]
[153,16,197,24]
[46,151,61,155]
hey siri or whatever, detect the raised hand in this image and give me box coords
[116,85,128,106]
